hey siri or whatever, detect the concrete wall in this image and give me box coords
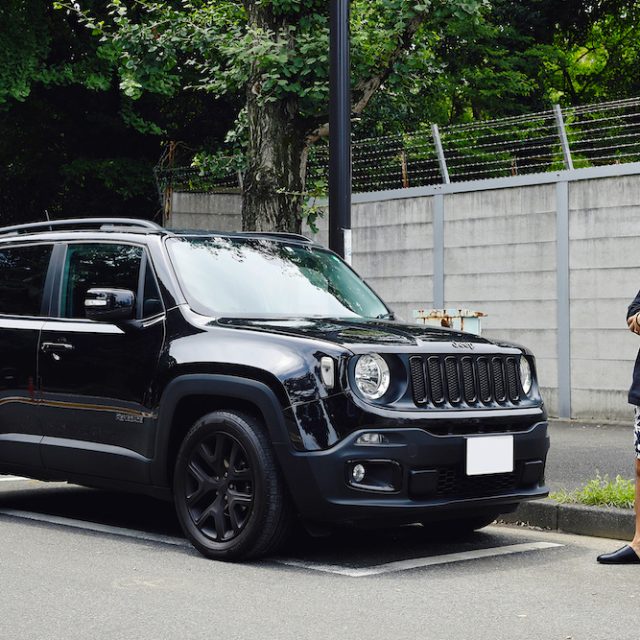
[568,176,640,419]
[353,198,434,324]
[170,193,242,231]
[169,164,640,421]
[442,185,560,414]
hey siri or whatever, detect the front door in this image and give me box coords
[0,243,53,469]
[39,242,165,483]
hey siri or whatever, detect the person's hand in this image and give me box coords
[628,312,640,335]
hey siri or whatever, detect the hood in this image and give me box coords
[215,317,492,349]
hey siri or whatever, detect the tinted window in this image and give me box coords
[61,244,143,319]
[0,245,52,316]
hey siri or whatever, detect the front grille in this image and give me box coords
[409,354,522,408]
[435,465,519,499]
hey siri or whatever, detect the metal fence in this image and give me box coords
[155,164,241,196]
[156,96,640,196]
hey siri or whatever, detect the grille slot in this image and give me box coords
[427,357,444,404]
[409,354,523,408]
[477,357,491,403]
[505,357,519,401]
[444,357,461,403]
[461,357,476,403]
[410,356,427,404]
[435,465,519,499]
[492,357,506,402]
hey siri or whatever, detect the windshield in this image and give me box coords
[167,236,390,319]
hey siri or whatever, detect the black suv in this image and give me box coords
[0,218,549,560]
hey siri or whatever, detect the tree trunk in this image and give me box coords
[241,5,428,232]
[242,4,306,233]
[243,93,306,233]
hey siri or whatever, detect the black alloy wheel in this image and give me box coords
[174,410,292,560]
[184,431,254,542]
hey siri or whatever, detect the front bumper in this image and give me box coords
[275,421,549,524]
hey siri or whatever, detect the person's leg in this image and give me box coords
[596,411,640,563]
[631,458,640,556]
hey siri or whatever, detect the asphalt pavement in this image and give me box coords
[0,419,638,640]
[0,500,638,640]
[546,418,635,492]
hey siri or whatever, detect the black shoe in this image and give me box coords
[597,545,640,564]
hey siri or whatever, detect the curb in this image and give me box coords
[499,498,635,541]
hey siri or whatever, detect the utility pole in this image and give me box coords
[328,0,352,262]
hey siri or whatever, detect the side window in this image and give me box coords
[61,244,143,319]
[0,245,52,317]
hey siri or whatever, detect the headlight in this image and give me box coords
[519,356,533,396]
[354,353,390,400]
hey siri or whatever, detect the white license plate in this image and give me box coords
[466,435,514,476]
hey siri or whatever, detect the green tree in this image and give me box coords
[3,1,639,227]
[354,0,544,135]
[531,0,640,104]
[57,0,486,232]
[0,1,235,224]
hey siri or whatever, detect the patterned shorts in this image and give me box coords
[634,407,640,459]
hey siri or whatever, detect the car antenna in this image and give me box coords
[44,209,51,222]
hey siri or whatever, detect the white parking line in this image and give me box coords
[276,542,563,577]
[0,507,563,573]
[0,508,190,548]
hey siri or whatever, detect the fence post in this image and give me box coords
[554,104,574,170]
[431,124,450,184]
[556,180,572,418]
[433,194,445,307]
[400,149,409,188]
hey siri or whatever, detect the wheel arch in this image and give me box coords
[151,374,291,487]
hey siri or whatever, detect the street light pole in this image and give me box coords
[328,0,352,262]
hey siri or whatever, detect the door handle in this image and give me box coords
[41,342,75,353]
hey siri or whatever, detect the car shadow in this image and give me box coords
[0,481,517,567]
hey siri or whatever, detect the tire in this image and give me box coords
[173,410,292,561]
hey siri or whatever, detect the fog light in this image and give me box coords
[356,432,386,445]
[346,460,402,493]
[352,463,366,483]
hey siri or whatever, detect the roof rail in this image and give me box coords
[0,218,164,237]
[242,231,312,243]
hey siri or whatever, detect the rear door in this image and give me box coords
[0,243,54,469]
[39,241,165,483]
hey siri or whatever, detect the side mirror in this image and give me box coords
[84,288,135,322]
